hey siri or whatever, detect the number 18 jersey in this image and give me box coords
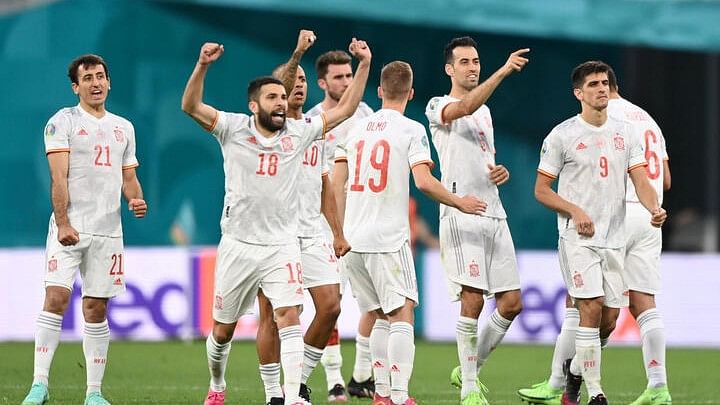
[336,109,433,252]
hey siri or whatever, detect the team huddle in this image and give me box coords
[22,29,671,405]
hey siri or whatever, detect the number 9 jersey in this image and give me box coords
[44,105,138,237]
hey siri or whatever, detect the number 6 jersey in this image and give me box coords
[538,114,646,248]
[44,105,138,237]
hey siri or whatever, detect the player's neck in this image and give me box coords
[580,107,608,127]
[449,84,470,100]
[321,96,339,111]
[381,100,407,114]
[287,106,303,120]
[79,101,106,119]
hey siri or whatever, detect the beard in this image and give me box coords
[257,107,285,132]
[328,89,344,103]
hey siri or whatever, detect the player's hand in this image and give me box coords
[57,223,80,246]
[650,207,667,228]
[198,43,224,65]
[128,198,147,218]
[457,195,487,215]
[349,38,371,62]
[333,236,351,258]
[571,208,595,237]
[488,163,510,186]
[295,29,316,53]
[502,48,530,76]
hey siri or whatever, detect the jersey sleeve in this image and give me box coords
[660,131,669,160]
[299,114,327,150]
[122,121,139,169]
[627,124,647,171]
[44,111,71,154]
[537,129,564,178]
[425,96,453,127]
[334,135,349,163]
[408,124,434,169]
[210,111,249,145]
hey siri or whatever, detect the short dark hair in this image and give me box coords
[247,76,284,102]
[444,36,477,64]
[571,60,616,90]
[380,61,413,100]
[315,50,352,80]
[68,54,109,84]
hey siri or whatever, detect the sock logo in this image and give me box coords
[36,346,49,353]
[373,361,384,369]
[93,357,106,364]
[390,364,400,373]
[583,360,596,369]
[648,359,661,368]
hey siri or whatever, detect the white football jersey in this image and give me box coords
[336,109,433,252]
[607,98,668,205]
[210,111,324,245]
[44,105,139,237]
[293,115,331,238]
[538,115,646,248]
[425,95,506,219]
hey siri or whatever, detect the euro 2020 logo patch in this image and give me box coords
[45,123,56,137]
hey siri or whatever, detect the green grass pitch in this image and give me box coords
[1,341,718,404]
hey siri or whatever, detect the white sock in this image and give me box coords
[576,327,602,398]
[322,343,344,389]
[33,311,63,386]
[206,334,231,392]
[456,316,479,398]
[388,322,415,405]
[279,325,305,402]
[259,363,283,401]
[637,309,667,388]
[549,308,579,390]
[477,309,512,371]
[352,334,373,382]
[370,319,391,397]
[83,320,110,395]
[302,344,324,384]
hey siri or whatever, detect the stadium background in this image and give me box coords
[1,0,720,403]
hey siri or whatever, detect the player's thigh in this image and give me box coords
[600,247,628,308]
[213,236,263,324]
[300,236,341,289]
[486,219,521,296]
[343,251,381,313]
[259,243,305,311]
[558,236,604,300]
[439,215,493,299]
[80,235,124,298]
[624,225,662,295]
[44,227,85,292]
[366,242,419,314]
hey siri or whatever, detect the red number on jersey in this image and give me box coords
[599,156,608,178]
[109,253,124,275]
[644,129,661,180]
[303,145,319,167]
[349,139,390,192]
[286,262,303,284]
[256,153,279,176]
[94,145,111,167]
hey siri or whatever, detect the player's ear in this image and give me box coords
[408,88,414,101]
[573,88,582,101]
[377,86,383,99]
[71,82,79,95]
[444,63,453,77]
[317,78,327,91]
[248,100,259,114]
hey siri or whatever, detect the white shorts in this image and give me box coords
[213,235,304,324]
[45,220,125,298]
[343,241,418,314]
[300,236,340,289]
[439,214,520,301]
[558,234,628,308]
[624,203,662,294]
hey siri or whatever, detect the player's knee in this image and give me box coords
[320,299,341,321]
[499,299,523,320]
[274,305,301,328]
[82,298,108,323]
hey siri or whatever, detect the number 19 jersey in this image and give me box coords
[210,111,324,245]
[336,109,433,252]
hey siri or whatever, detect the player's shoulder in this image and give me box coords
[48,106,81,122]
[550,115,581,135]
[357,101,374,116]
[305,103,323,117]
[425,95,451,111]
[105,110,134,128]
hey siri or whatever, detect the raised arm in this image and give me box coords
[181,43,224,130]
[441,49,529,124]
[323,38,372,131]
[48,152,79,245]
[321,174,351,257]
[279,30,315,96]
[629,167,667,227]
[411,163,486,214]
[534,172,595,237]
[122,167,147,218]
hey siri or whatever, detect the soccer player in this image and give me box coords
[424,36,529,405]
[306,49,377,400]
[21,54,147,405]
[534,61,667,405]
[517,67,672,405]
[181,37,371,405]
[253,30,352,405]
[334,60,486,405]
